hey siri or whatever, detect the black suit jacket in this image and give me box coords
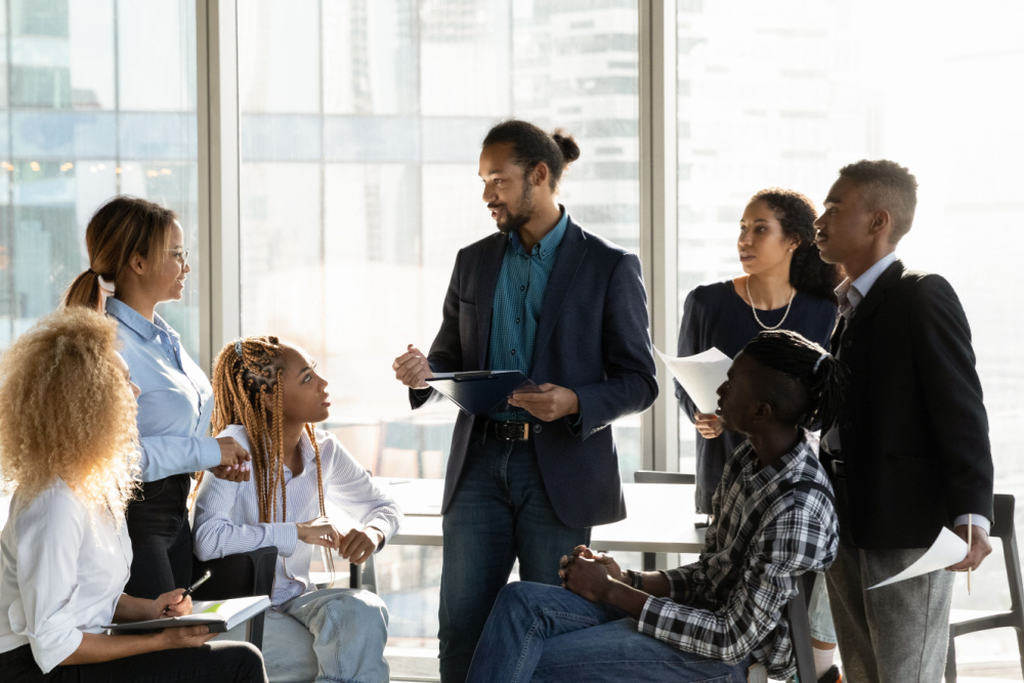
[410,217,658,528]
[825,259,993,548]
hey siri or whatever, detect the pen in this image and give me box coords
[162,569,212,615]
[967,514,972,595]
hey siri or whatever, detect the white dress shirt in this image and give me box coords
[0,479,132,673]
[107,297,221,482]
[192,425,402,605]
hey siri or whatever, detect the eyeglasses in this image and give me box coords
[167,249,190,264]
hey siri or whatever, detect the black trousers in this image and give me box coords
[0,642,267,683]
[124,474,193,599]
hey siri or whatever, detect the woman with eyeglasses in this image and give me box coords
[64,196,251,600]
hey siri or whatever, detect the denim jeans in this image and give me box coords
[465,581,751,682]
[438,435,590,682]
[807,571,837,644]
[261,588,390,683]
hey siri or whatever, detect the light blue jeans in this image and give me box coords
[439,436,590,682]
[261,588,389,683]
[465,581,752,682]
[807,571,837,643]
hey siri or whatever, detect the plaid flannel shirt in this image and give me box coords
[636,434,838,679]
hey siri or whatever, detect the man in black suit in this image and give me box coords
[392,120,658,682]
[814,159,994,681]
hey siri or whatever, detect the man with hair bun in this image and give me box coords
[814,159,994,681]
[393,119,658,682]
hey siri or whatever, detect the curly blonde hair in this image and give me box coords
[0,308,140,514]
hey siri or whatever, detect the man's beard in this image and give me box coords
[496,209,530,234]
[494,183,533,234]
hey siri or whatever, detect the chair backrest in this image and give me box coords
[991,494,1022,613]
[192,546,279,648]
[991,493,1015,539]
[634,469,696,485]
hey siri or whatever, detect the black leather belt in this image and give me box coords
[478,419,531,441]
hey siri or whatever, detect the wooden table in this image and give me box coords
[379,477,705,554]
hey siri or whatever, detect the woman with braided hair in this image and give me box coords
[193,336,401,683]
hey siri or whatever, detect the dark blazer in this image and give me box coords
[824,259,993,548]
[411,217,658,528]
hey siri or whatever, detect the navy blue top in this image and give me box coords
[675,280,837,513]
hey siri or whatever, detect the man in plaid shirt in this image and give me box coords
[465,331,841,682]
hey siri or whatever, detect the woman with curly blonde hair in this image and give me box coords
[0,308,266,682]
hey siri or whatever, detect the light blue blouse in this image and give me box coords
[106,297,221,482]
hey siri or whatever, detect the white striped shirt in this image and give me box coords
[192,425,401,605]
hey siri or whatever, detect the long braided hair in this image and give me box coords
[740,329,847,432]
[208,336,326,524]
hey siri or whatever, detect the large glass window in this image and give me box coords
[238,0,640,650]
[0,0,198,353]
[676,0,1024,661]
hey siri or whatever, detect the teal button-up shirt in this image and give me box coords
[486,207,569,420]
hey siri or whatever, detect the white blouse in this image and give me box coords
[0,479,132,673]
[193,425,402,605]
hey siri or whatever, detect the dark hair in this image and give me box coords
[741,329,847,432]
[482,120,580,190]
[750,188,840,302]
[63,196,177,310]
[838,159,918,243]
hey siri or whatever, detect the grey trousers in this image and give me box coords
[825,542,954,683]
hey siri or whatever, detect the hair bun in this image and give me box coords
[552,130,580,164]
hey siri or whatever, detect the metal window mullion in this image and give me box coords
[639,0,679,473]
[196,0,241,374]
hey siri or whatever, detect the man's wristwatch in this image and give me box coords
[625,569,644,589]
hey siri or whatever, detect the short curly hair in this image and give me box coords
[0,308,140,513]
[838,160,918,243]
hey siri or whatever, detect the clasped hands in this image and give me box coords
[210,436,252,483]
[392,344,579,421]
[558,545,623,603]
[297,517,383,565]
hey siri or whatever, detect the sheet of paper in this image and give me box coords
[655,347,732,414]
[868,527,968,590]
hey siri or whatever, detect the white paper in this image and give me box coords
[867,527,968,590]
[655,347,732,414]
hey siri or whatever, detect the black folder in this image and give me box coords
[425,370,539,416]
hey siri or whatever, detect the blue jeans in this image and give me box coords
[466,581,752,682]
[807,571,837,644]
[262,588,389,683]
[439,434,590,682]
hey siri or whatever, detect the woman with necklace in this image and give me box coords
[676,188,841,682]
[677,189,838,513]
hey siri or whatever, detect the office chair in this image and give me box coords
[191,546,278,648]
[945,493,1024,682]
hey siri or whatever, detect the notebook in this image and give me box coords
[106,595,271,634]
